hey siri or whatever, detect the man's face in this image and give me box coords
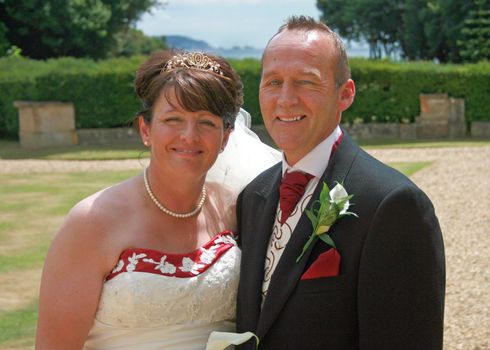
[259,29,354,165]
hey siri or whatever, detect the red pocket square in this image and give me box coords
[300,248,341,280]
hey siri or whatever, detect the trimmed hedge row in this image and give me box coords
[0,56,489,139]
[347,59,490,124]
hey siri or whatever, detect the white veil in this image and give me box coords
[206,108,281,193]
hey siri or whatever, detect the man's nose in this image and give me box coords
[277,83,299,108]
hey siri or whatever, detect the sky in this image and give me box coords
[136,0,322,49]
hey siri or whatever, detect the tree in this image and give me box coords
[458,0,490,62]
[401,0,431,60]
[317,0,404,59]
[109,28,166,57]
[0,0,161,59]
[317,0,488,63]
[422,0,472,63]
[0,20,9,55]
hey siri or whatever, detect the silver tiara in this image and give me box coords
[162,52,223,75]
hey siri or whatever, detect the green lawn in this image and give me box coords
[0,169,140,348]
[0,160,431,348]
[0,136,465,348]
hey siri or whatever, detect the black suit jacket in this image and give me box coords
[236,132,445,349]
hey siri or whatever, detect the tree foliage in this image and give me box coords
[0,0,161,59]
[109,28,166,58]
[458,0,490,62]
[316,0,490,63]
[317,0,404,59]
[0,20,9,53]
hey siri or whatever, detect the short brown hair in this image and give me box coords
[134,50,243,129]
[268,15,350,88]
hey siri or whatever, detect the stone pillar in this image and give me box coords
[415,94,466,139]
[449,98,466,138]
[416,94,450,138]
[14,101,78,148]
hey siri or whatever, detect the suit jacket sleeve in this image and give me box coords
[357,185,445,349]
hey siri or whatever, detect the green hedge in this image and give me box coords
[346,59,490,124]
[1,56,489,139]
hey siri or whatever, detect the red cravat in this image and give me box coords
[279,171,314,225]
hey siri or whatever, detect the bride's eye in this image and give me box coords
[198,119,218,128]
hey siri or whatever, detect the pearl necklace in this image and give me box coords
[143,168,206,218]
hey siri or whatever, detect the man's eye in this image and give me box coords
[163,117,182,124]
[269,80,282,86]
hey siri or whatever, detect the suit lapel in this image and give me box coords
[240,164,282,331]
[256,131,360,338]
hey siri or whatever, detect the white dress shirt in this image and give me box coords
[262,125,343,301]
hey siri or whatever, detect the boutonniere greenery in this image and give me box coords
[296,182,358,262]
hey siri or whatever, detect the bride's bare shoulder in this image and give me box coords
[56,174,142,246]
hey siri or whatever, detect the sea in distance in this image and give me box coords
[165,35,370,60]
[210,45,370,59]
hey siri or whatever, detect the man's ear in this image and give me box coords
[138,116,151,147]
[338,79,356,112]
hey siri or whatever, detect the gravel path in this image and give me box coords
[1,146,489,349]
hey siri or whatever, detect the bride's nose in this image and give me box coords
[179,122,200,143]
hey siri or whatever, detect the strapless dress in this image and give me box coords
[83,231,240,350]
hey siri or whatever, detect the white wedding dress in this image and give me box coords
[84,110,281,349]
[84,231,240,350]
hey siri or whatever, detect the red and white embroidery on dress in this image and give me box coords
[106,231,237,280]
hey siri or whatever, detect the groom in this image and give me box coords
[236,16,445,349]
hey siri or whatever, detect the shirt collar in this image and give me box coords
[282,125,342,178]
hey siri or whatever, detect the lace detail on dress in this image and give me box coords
[92,231,240,329]
[106,231,237,280]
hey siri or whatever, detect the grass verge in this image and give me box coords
[388,161,432,177]
[0,162,429,348]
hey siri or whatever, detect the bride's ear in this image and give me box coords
[139,116,151,147]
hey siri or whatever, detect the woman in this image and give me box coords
[36,50,279,349]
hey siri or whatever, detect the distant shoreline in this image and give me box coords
[165,35,370,60]
[208,46,370,59]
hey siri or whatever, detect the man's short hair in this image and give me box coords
[269,15,350,89]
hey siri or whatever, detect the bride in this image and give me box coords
[35,50,279,350]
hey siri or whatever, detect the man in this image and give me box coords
[236,16,445,349]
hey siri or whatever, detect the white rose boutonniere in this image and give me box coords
[296,182,358,262]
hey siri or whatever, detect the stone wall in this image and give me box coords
[341,122,417,140]
[77,127,140,145]
[13,94,487,149]
[471,122,490,138]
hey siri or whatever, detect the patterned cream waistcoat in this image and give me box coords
[261,178,319,302]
